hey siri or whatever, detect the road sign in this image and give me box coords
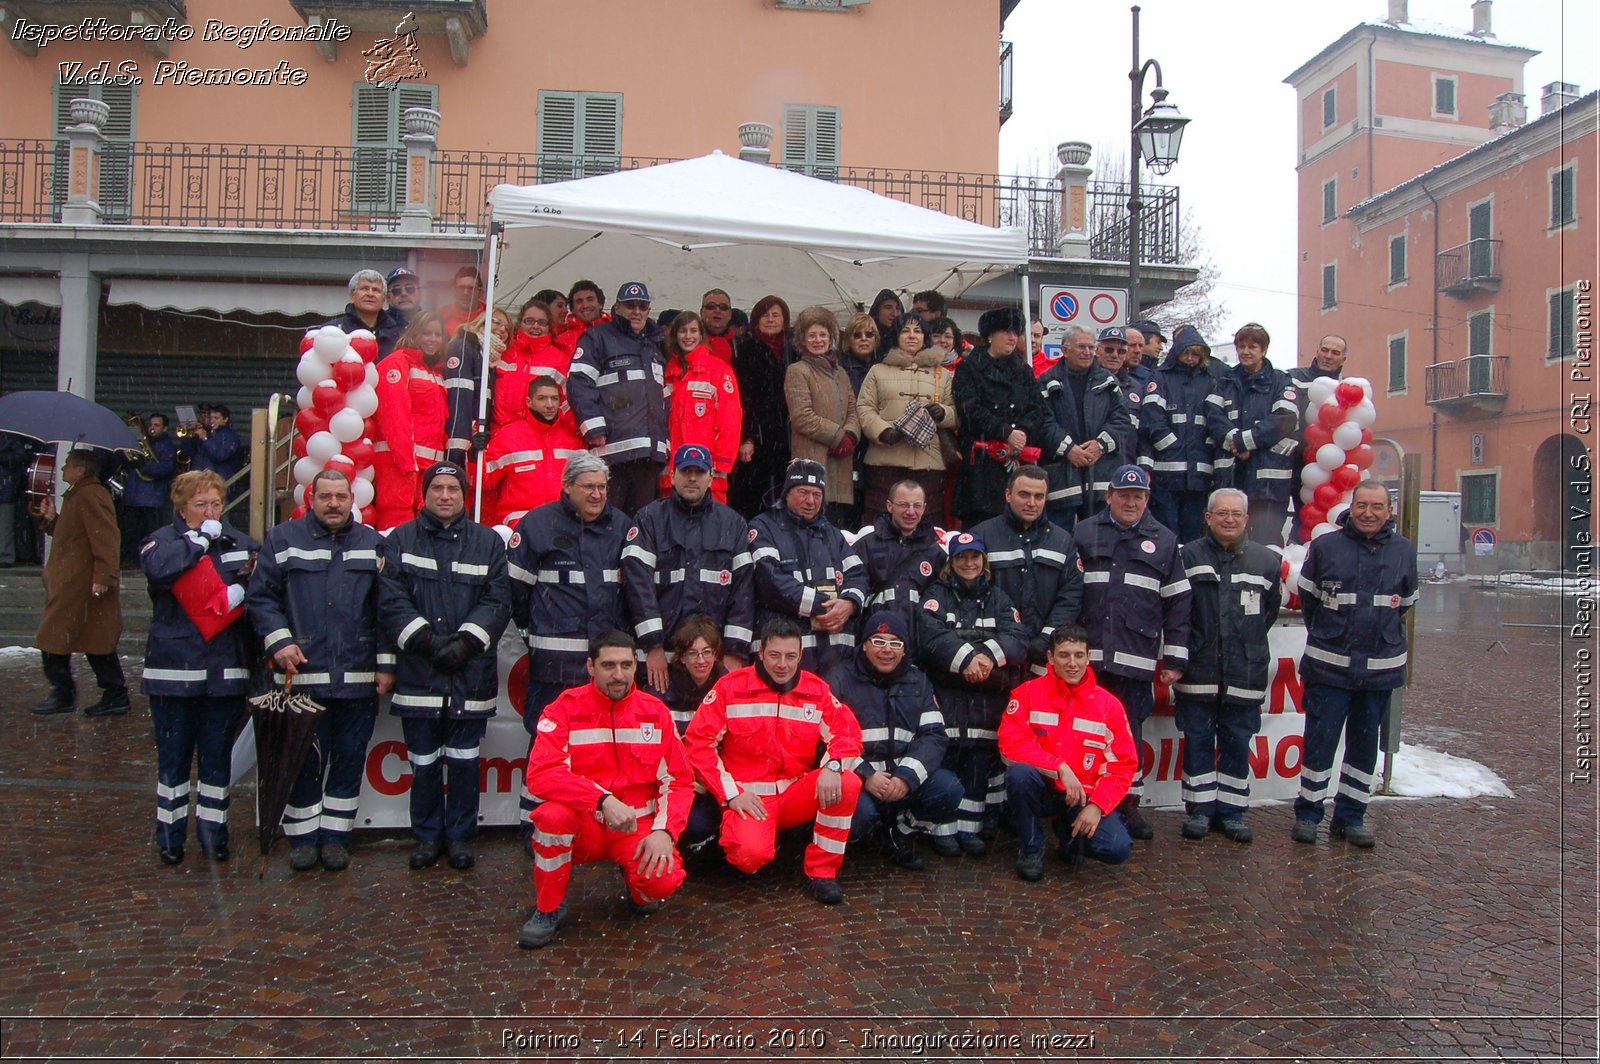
[1038,285,1128,347]
[1472,527,1495,556]
[1470,432,1485,465]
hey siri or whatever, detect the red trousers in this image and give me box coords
[719,769,861,879]
[531,801,685,913]
[372,465,418,531]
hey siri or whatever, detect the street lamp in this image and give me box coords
[1127,4,1191,317]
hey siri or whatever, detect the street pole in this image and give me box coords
[1128,5,1143,318]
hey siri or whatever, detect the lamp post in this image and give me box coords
[1127,4,1191,318]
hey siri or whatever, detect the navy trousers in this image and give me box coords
[1175,694,1260,820]
[283,696,378,849]
[1098,672,1153,798]
[401,715,488,844]
[150,694,242,853]
[1005,763,1131,864]
[1150,489,1207,543]
[1295,683,1391,828]
[946,741,1003,838]
[849,767,964,842]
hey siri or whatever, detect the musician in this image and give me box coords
[0,434,30,568]
[121,413,181,564]
[138,470,260,865]
[185,405,245,495]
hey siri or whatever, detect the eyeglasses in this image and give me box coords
[389,283,419,295]
[865,636,905,651]
[521,317,548,328]
[573,482,609,495]
[702,302,731,312]
[852,331,876,339]
[681,647,717,660]
[1209,510,1248,520]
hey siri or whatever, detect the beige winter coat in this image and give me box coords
[784,352,860,505]
[856,346,960,471]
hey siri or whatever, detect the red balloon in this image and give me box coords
[348,335,379,364]
[1332,464,1361,491]
[325,453,356,476]
[1360,428,1374,445]
[1299,503,1327,528]
[342,438,375,469]
[294,408,330,438]
[312,380,344,417]
[1349,444,1376,470]
[291,503,309,520]
[332,360,365,392]
[363,417,380,442]
[1317,402,1346,428]
[298,333,316,355]
[1314,483,1343,510]
[1304,424,1334,451]
[292,434,308,459]
[1335,380,1365,408]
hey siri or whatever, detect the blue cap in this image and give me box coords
[1097,325,1128,343]
[947,530,987,556]
[1110,464,1151,491]
[673,444,713,471]
[617,281,651,304]
[385,266,417,286]
[1131,318,1164,340]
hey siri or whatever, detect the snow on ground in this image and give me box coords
[0,645,37,662]
[1383,741,1514,800]
[1479,572,1595,595]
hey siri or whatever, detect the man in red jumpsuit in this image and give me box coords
[519,630,693,949]
[683,617,863,904]
[480,376,585,527]
[372,329,448,530]
[999,624,1136,882]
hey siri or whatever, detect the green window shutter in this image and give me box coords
[578,93,622,176]
[1322,179,1336,223]
[1551,167,1575,227]
[349,82,435,214]
[780,104,841,180]
[1322,87,1336,128]
[1389,234,1406,284]
[1435,77,1456,115]
[1468,311,1492,356]
[1388,336,1406,392]
[537,91,622,182]
[1549,290,1575,359]
[1321,264,1336,308]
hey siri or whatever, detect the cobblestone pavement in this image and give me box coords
[0,584,1593,1061]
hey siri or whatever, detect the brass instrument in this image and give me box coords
[172,420,197,473]
[124,413,157,481]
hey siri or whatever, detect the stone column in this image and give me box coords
[56,253,101,399]
[1055,141,1092,257]
[61,97,108,226]
[738,123,773,165]
[399,106,439,234]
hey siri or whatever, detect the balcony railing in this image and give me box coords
[999,41,1014,126]
[1437,238,1502,297]
[0,139,1184,261]
[1425,354,1508,410]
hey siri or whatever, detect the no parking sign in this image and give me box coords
[1040,285,1127,348]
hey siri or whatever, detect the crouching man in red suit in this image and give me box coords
[518,630,693,949]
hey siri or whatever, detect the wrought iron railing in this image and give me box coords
[1425,354,1508,405]
[1436,238,1502,293]
[0,139,1184,261]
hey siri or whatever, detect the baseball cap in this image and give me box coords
[617,281,651,304]
[1097,326,1128,343]
[1110,464,1151,491]
[1131,318,1164,341]
[947,531,987,556]
[385,266,417,287]
[673,444,713,472]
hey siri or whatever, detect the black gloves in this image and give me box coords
[411,628,436,656]
[925,403,946,423]
[430,630,485,674]
[470,430,490,452]
[878,427,904,445]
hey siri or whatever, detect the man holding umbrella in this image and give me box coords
[247,468,395,872]
[378,461,511,871]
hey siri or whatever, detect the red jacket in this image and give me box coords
[438,300,485,340]
[1032,351,1062,379]
[491,331,576,433]
[998,665,1137,814]
[684,665,863,803]
[372,346,447,474]
[665,346,743,495]
[480,409,585,526]
[556,312,611,357]
[704,333,737,366]
[525,680,694,839]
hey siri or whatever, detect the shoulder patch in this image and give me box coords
[536,717,557,733]
[923,598,939,613]
[748,527,758,543]
[702,688,718,704]
[140,539,158,554]
[1141,540,1156,554]
[1076,556,1085,572]
[1284,388,1297,400]
[508,531,522,549]
[1390,594,1401,607]
[1005,698,1020,715]
[626,525,639,541]
[718,569,731,585]
[385,368,402,385]
[1146,380,1158,393]
[573,346,584,361]
[919,560,933,577]
[723,378,735,393]
[446,356,461,370]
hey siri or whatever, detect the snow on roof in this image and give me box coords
[1284,16,1537,86]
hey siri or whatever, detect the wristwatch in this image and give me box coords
[825,759,841,772]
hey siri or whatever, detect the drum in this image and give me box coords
[24,453,56,516]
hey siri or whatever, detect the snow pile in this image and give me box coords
[1384,742,1514,800]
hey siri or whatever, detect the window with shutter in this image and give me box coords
[1321,178,1336,224]
[780,104,841,180]
[537,91,623,182]
[1549,289,1575,360]
[1551,165,1576,227]
[349,82,437,215]
[1468,310,1492,357]
[1387,335,1406,393]
[1321,263,1336,308]
[1389,234,1406,285]
[52,78,137,221]
[1322,87,1336,129]
[1433,76,1457,117]
[1460,473,1496,524]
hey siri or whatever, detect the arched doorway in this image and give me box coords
[1532,433,1591,564]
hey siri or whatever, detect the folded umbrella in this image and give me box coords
[247,676,326,878]
[0,390,139,451]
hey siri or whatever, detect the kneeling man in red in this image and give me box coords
[683,617,863,905]
[519,631,692,949]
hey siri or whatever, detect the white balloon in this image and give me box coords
[350,505,363,526]
[351,476,375,509]
[312,325,348,364]
[1331,421,1363,450]
[1301,463,1332,488]
[293,483,306,506]
[364,363,379,389]
[329,407,365,443]
[296,385,313,410]
[1284,543,1308,565]
[492,523,514,546]
[356,465,375,482]
[1349,399,1377,428]
[348,328,375,343]
[1315,442,1348,471]
[1328,502,1351,526]
[346,384,379,419]
[1300,483,1319,505]
[306,431,342,464]
[296,352,327,389]
[1311,521,1338,539]
[1307,376,1338,406]
[292,456,321,485]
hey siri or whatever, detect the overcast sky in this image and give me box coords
[998,0,1599,356]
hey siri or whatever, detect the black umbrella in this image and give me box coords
[247,676,327,878]
[0,390,138,451]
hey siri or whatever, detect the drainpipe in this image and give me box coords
[1421,180,1440,490]
[1366,31,1376,202]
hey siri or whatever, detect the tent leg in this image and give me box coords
[1019,270,1032,347]
[473,224,503,522]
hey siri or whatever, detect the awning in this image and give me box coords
[105,279,346,317]
[0,277,64,308]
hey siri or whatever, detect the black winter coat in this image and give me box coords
[1299,515,1417,690]
[916,574,1029,742]
[567,316,669,467]
[969,508,1083,666]
[854,512,945,628]
[507,497,630,687]
[140,516,260,697]
[728,336,791,518]
[749,503,868,671]
[621,490,755,657]
[1224,361,1300,502]
[1037,361,1134,522]
[1176,532,1282,704]
[378,510,511,719]
[1139,353,1233,491]
[951,347,1045,522]
[825,651,949,791]
[323,304,406,359]
[1072,509,1192,682]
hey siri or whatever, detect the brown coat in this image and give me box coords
[34,479,122,655]
[784,352,860,505]
[856,345,961,471]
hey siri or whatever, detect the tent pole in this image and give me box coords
[473,222,503,521]
[1018,268,1032,347]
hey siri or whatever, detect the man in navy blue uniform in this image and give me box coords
[1293,481,1416,849]
[1220,323,1300,546]
[1072,464,1191,840]
[970,466,1083,674]
[185,404,246,491]
[852,479,946,629]
[120,413,181,563]
[247,468,395,871]
[379,462,511,871]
